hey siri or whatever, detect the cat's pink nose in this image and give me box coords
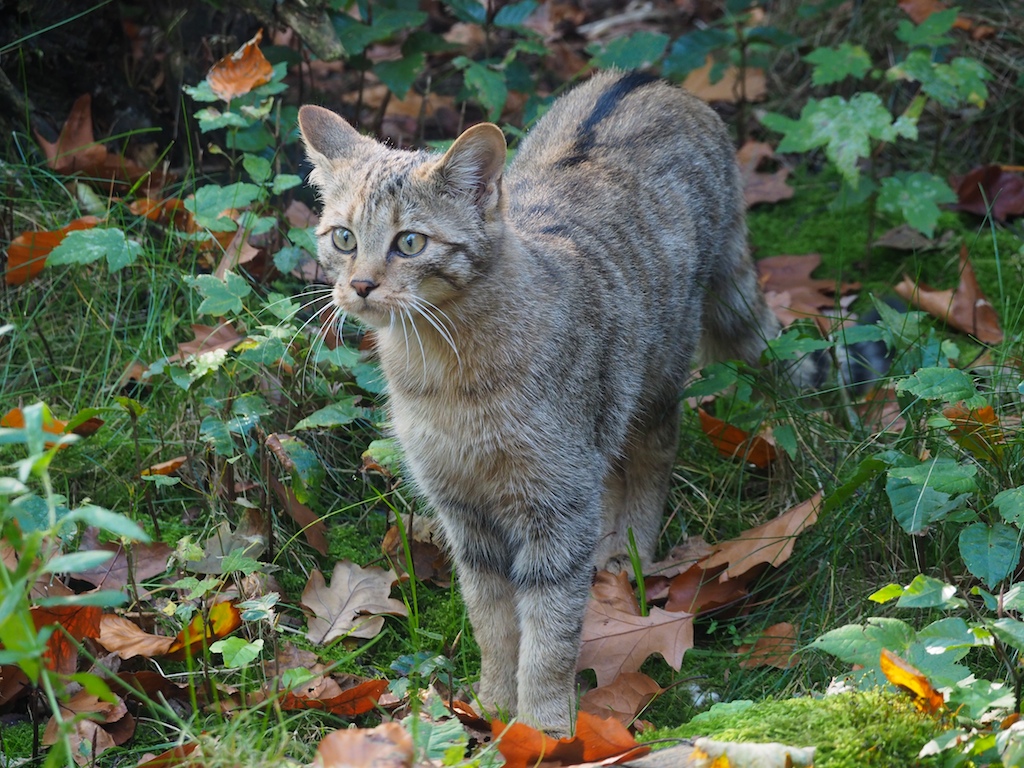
[350,279,378,298]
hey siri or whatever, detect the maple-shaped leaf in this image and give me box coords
[5,216,101,285]
[207,30,275,102]
[648,536,714,579]
[165,601,243,660]
[302,561,408,643]
[700,492,822,581]
[42,688,135,765]
[578,571,693,686]
[737,622,800,670]
[951,165,1024,222]
[493,712,649,768]
[314,721,413,768]
[279,676,389,717]
[697,408,777,468]
[894,246,1003,343]
[664,564,748,614]
[880,648,944,714]
[580,672,662,725]
[47,228,143,271]
[97,614,175,659]
[737,141,793,208]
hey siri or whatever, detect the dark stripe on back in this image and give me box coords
[558,71,659,168]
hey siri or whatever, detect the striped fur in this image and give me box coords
[299,71,813,734]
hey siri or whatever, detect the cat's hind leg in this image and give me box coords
[595,397,680,573]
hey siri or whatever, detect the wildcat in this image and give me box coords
[299,70,818,735]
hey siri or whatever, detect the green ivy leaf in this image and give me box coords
[373,53,425,100]
[185,183,261,231]
[762,93,917,187]
[994,487,1024,527]
[294,398,370,430]
[188,272,252,316]
[804,43,872,86]
[47,228,142,271]
[456,59,507,121]
[896,367,982,406]
[877,172,957,237]
[588,31,669,71]
[960,523,1021,588]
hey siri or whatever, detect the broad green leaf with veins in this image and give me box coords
[188,272,252,316]
[878,172,957,237]
[889,51,989,109]
[804,43,871,86]
[960,524,1021,588]
[762,93,917,187]
[48,228,142,271]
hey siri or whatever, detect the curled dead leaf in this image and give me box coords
[207,30,274,102]
[314,721,413,768]
[880,648,944,714]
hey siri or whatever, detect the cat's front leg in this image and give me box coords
[459,566,520,716]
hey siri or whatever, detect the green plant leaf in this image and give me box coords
[588,31,669,71]
[373,53,425,99]
[885,475,967,534]
[494,0,538,28]
[242,154,272,184]
[43,551,114,575]
[200,416,235,457]
[761,93,917,187]
[294,398,370,430]
[211,636,264,668]
[888,458,977,495]
[47,228,142,271]
[271,174,303,195]
[188,272,252,316]
[994,487,1024,527]
[877,172,957,237]
[455,58,507,121]
[804,43,871,85]
[445,0,487,23]
[869,584,904,603]
[895,8,958,48]
[812,617,917,668]
[895,575,964,609]
[896,367,982,405]
[960,523,1021,588]
[663,28,732,79]
[185,182,261,231]
[916,616,987,654]
[195,107,251,132]
[273,434,325,504]
[990,617,1024,653]
[363,437,404,476]
[63,505,150,543]
[889,50,989,109]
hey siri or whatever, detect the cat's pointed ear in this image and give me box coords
[437,123,507,211]
[298,105,366,166]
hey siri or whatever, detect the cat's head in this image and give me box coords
[298,106,507,330]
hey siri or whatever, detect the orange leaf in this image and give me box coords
[737,622,799,669]
[943,402,1004,461]
[137,743,200,768]
[280,677,388,717]
[664,564,747,614]
[141,456,188,476]
[207,30,274,102]
[493,713,648,768]
[697,408,777,468]
[6,216,101,285]
[314,722,412,768]
[165,602,242,660]
[880,648,944,714]
[579,673,662,726]
[32,604,102,675]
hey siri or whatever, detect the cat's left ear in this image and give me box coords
[437,123,507,212]
[298,105,368,167]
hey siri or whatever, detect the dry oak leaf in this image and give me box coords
[314,721,413,768]
[737,622,799,670]
[136,743,200,768]
[951,164,1024,222]
[700,492,822,581]
[381,513,451,587]
[207,29,274,102]
[97,614,175,659]
[302,561,408,643]
[165,601,243,661]
[880,648,944,714]
[579,571,694,687]
[278,676,388,717]
[894,246,1003,344]
[737,141,793,208]
[757,254,860,326]
[664,564,748,615]
[74,528,172,592]
[580,672,662,726]
[648,536,714,579]
[683,57,766,103]
[697,408,777,469]
[5,215,101,285]
[494,712,649,768]
[43,688,135,765]
[167,322,246,364]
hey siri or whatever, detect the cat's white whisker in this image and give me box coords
[409,296,461,365]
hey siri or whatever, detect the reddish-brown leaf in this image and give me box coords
[381,515,451,587]
[0,665,29,706]
[951,165,1024,222]
[270,475,328,556]
[98,614,175,659]
[136,743,200,768]
[141,456,188,477]
[579,672,662,726]
[314,721,413,768]
[943,402,1004,461]
[73,529,172,593]
[757,254,860,329]
[664,564,748,614]
[168,322,246,363]
[280,677,389,717]
[898,0,979,31]
[737,622,799,669]
[32,604,102,675]
[5,216,101,285]
[42,688,135,765]
[207,30,274,102]
[880,648,944,714]
[682,57,765,103]
[493,712,648,768]
[165,602,243,660]
[697,408,777,468]
[894,246,1003,343]
[700,492,822,581]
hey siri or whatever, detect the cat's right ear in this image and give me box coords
[298,105,366,168]
[436,123,507,213]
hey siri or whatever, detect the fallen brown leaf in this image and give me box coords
[683,58,766,103]
[270,475,328,556]
[302,561,408,643]
[5,216,102,285]
[664,564,748,614]
[97,614,175,659]
[43,689,135,765]
[894,246,1003,343]
[207,30,274,102]
[700,492,822,581]
[951,165,1024,222]
[737,622,799,669]
[32,604,103,674]
[757,254,860,328]
[580,672,662,726]
[697,408,777,468]
[381,514,451,587]
[74,529,172,593]
[493,712,648,768]
[168,323,246,364]
[737,141,793,208]
[165,601,243,660]
[314,721,413,768]
[279,676,389,717]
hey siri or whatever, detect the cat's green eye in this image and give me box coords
[395,231,427,257]
[332,228,357,254]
